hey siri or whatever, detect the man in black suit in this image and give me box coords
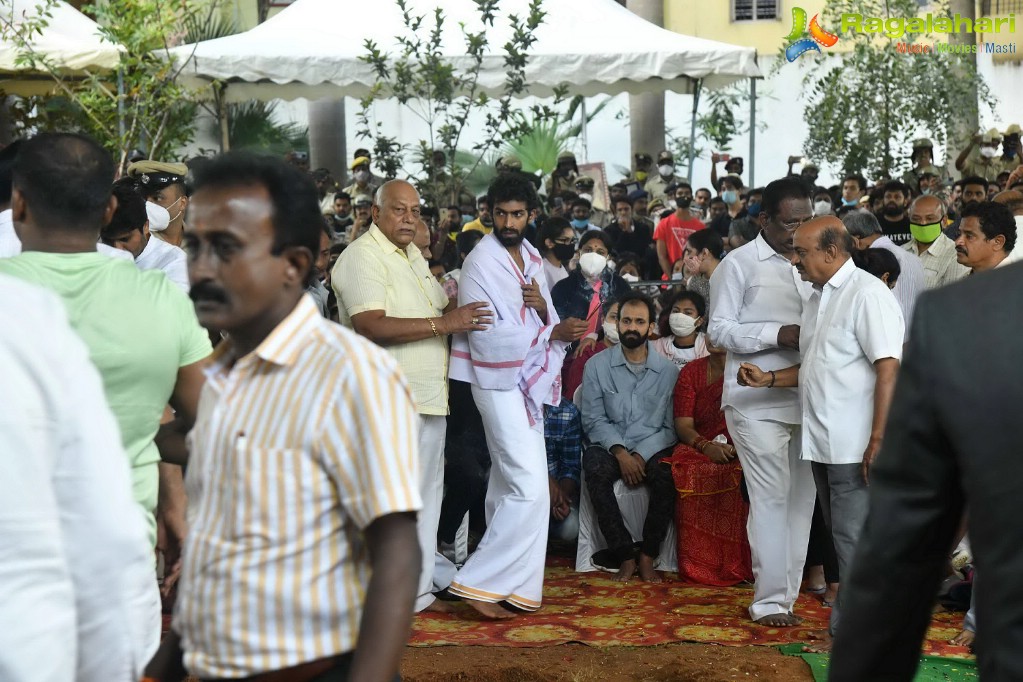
[829,263,1023,680]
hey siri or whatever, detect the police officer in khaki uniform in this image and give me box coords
[573,175,611,228]
[547,151,579,197]
[644,150,685,205]
[956,128,1004,182]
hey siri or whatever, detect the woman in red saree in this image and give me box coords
[669,339,753,586]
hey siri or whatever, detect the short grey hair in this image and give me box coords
[841,209,883,238]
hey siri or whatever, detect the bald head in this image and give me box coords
[792,216,854,286]
[372,179,422,249]
[413,218,432,259]
[910,194,945,218]
[993,190,1023,216]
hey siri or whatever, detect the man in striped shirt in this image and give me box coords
[147,153,422,682]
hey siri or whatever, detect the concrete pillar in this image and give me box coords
[627,0,666,159]
[947,0,979,161]
[307,98,347,180]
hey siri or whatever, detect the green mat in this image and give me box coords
[777,643,977,681]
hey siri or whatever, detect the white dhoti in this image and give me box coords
[414,414,447,612]
[449,386,549,611]
[726,407,816,621]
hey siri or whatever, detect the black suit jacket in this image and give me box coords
[830,262,1023,680]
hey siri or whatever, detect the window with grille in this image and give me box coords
[732,0,779,21]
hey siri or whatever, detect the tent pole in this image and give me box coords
[687,79,701,184]
[581,98,588,163]
[749,77,756,188]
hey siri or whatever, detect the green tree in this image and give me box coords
[1,0,214,168]
[784,0,995,178]
[356,0,565,206]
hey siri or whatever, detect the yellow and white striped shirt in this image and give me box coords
[174,294,422,678]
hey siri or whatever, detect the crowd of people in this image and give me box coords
[0,123,1021,681]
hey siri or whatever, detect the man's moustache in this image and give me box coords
[190,281,229,304]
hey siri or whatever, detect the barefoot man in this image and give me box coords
[447,174,587,618]
[333,179,493,614]
[739,216,903,651]
[580,291,680,583]
[707,177,816,627]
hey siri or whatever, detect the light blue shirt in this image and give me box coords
[580,343,679,461]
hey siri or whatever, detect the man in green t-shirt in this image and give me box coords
[0,132,212,663]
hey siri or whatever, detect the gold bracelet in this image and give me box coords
[427,317,439,337]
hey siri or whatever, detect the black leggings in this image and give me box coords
[806,497,840,584]
[437,380,491,543]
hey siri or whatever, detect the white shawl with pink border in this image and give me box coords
[449,233,568,426]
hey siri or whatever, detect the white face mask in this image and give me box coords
[602,321,620,345]
[980,146,999,158]
[621,273,639,282]
[354,170,370,183]
[814,200,833,216]
[658,164,674,177]
[670,271,684,281]
[164,195,185,224]
[669,312,700,337]
[667,199,677,210]
[606,259,616,271]
[578,192,593,203]
[146,201,170,232]
[578,252,608,279]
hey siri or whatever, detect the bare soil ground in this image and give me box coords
[401,643,813,681]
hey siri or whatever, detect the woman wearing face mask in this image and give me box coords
[652,291,709,369]
[540,217,577,291]
[718,177,744,219]
[551,230,632,351]
[614,253,643,283]
[562,300,621,401]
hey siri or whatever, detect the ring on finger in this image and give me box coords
[472,317,479,324]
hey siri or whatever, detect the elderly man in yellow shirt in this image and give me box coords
[332,180,493,613]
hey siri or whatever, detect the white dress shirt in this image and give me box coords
[870,235,924,339]
[0,274,154,682]
[135,233,189,291]
[798,259,904,465]
[708,233,811,423]
[0,208,21,257]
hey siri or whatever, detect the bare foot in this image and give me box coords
[950,629,975,647]
[637,554,663,583]
[422,598,457,614]
[613,558,638,582]
[755,613,801,627]
[802,635,833,653]
[464,598,517,620]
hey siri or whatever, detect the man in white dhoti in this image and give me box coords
[708,176,816,627]
[448,174,589,619]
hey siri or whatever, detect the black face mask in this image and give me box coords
[676,196,693,209]
[551,243,576,262]
[620,331,646,349]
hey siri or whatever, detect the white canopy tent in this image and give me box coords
[169,0,762,181]
[0,0,124,96]
[169,0,759,101]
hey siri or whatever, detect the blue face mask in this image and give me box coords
[747,202,761,217]
[571,218,589,229]
[841,198,858,207]
[461,214,474,225]
[721,190,738,205]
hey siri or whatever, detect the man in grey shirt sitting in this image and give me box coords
[580,291,679,584]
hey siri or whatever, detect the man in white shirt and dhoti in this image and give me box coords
[448,174,588,619]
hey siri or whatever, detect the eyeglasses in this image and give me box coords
[553,237,578,245]
[778,215,816,231]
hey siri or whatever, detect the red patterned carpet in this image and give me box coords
[411,558,972,659]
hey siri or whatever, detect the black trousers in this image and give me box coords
[437,380,491,543]
[582,445,676,566]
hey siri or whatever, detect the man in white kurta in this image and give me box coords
[447,174,586,619]
[740,217,904,648]
[708,177,815,626]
